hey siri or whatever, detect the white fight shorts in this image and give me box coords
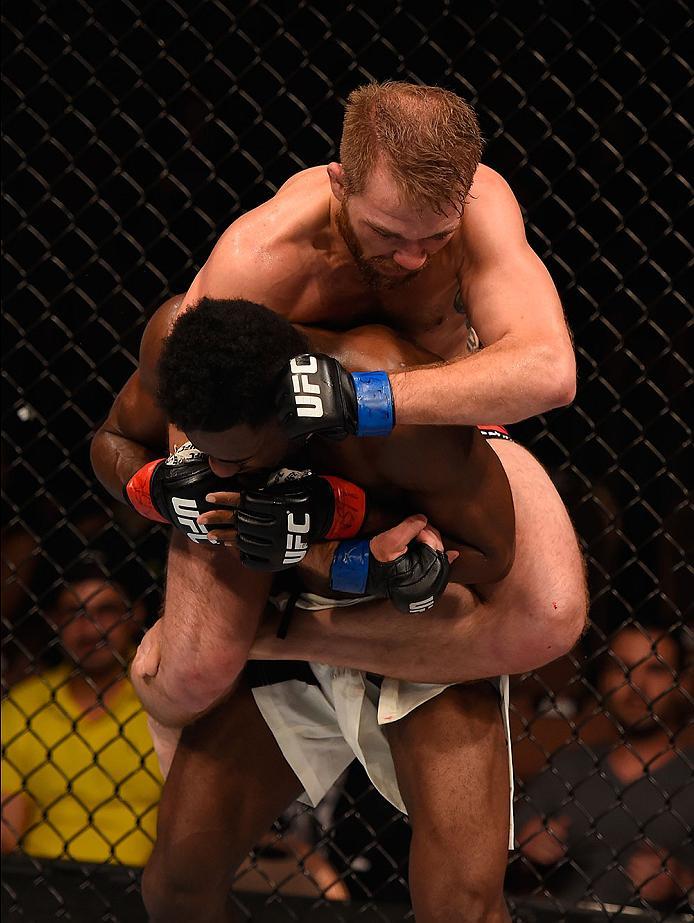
[247,593,515,848]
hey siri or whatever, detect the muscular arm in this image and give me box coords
[405,427,514,585]
[389,168,576,425]
[90,297,177,498]
[306,323,515,586]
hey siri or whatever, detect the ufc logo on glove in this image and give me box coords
[290,356,324,418]
[283,512,310,565]
[172,497,212,543]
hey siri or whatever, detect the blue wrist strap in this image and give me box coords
[352,371,394,436]
[330,539,370,595]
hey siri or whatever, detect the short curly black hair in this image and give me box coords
[157,297,310,432]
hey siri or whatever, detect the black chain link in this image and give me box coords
[2,2,692,920]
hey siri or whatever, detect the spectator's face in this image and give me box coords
[188,421,291,482]
[335,163,462,289]
[55,579,141,676]
[599,629,683,735]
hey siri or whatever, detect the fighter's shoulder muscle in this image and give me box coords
[459,165,527,259]
[138,295,183,395]
[190,167,328,307]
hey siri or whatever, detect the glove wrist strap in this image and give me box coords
[330,539,370,594]
[352,371,394,436]
[124,460,169,523]
[320,476,366,540]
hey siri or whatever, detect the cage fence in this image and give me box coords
[2,1,692,921]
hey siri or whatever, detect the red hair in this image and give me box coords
[340,82,483,213]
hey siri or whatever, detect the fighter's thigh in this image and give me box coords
[385,683,510,861]
[483,440,587,624]
[148,679,302,885]
[161,529,272,669]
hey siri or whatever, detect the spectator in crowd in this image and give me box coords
[1,562,162,866]
[514,620,693,911]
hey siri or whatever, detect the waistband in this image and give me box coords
[477,424,512,441]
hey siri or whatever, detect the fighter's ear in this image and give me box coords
[327,162,347,202]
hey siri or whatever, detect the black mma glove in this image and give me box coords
[124,442,236,544]
[329,537,450,614]
[237,472,366,571]
[276,353,395,440]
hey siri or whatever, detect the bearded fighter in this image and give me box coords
[91,81,586,736]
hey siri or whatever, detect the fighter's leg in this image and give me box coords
[251,439,587,682]
[131,530,272,728]
[479,438,588,671]
[142,679,303,923]
[385,683,511,923]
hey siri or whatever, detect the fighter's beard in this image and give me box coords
[336,201,423,291]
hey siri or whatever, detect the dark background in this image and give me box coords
[2,1,692,918]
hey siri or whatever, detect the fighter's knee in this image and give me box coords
[456,888,509,923]
[413,871,507,923]
[166,650,246,719]
[187,650,247,707]
[142,851,225,923]
[141,855,176,922]
[411,825,509,922]
[454,896,508,923]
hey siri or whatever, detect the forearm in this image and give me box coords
[390,337,575,426]
[90,427,160,502]
[132,531,272,727]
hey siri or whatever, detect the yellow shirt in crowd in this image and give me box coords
[2,663,162,866]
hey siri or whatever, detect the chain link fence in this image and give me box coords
[2,1,692,920]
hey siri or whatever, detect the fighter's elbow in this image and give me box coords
[553,368,577,407]
[537,343,576,409]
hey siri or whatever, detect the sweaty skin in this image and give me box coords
[182,165,575,422]
[91,164,586,729]
[195,320,516,588]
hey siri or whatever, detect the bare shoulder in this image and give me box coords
[460,165,526,257]
[467,164,518,207]
[139,295,183,392]
[197,167,331,303]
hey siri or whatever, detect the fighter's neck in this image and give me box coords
[321,193,360,271]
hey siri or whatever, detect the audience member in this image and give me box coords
[514,620,694,911]
[1,562,162,866]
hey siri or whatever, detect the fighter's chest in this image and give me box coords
[379,284,473,359]
[283,267,472,360]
